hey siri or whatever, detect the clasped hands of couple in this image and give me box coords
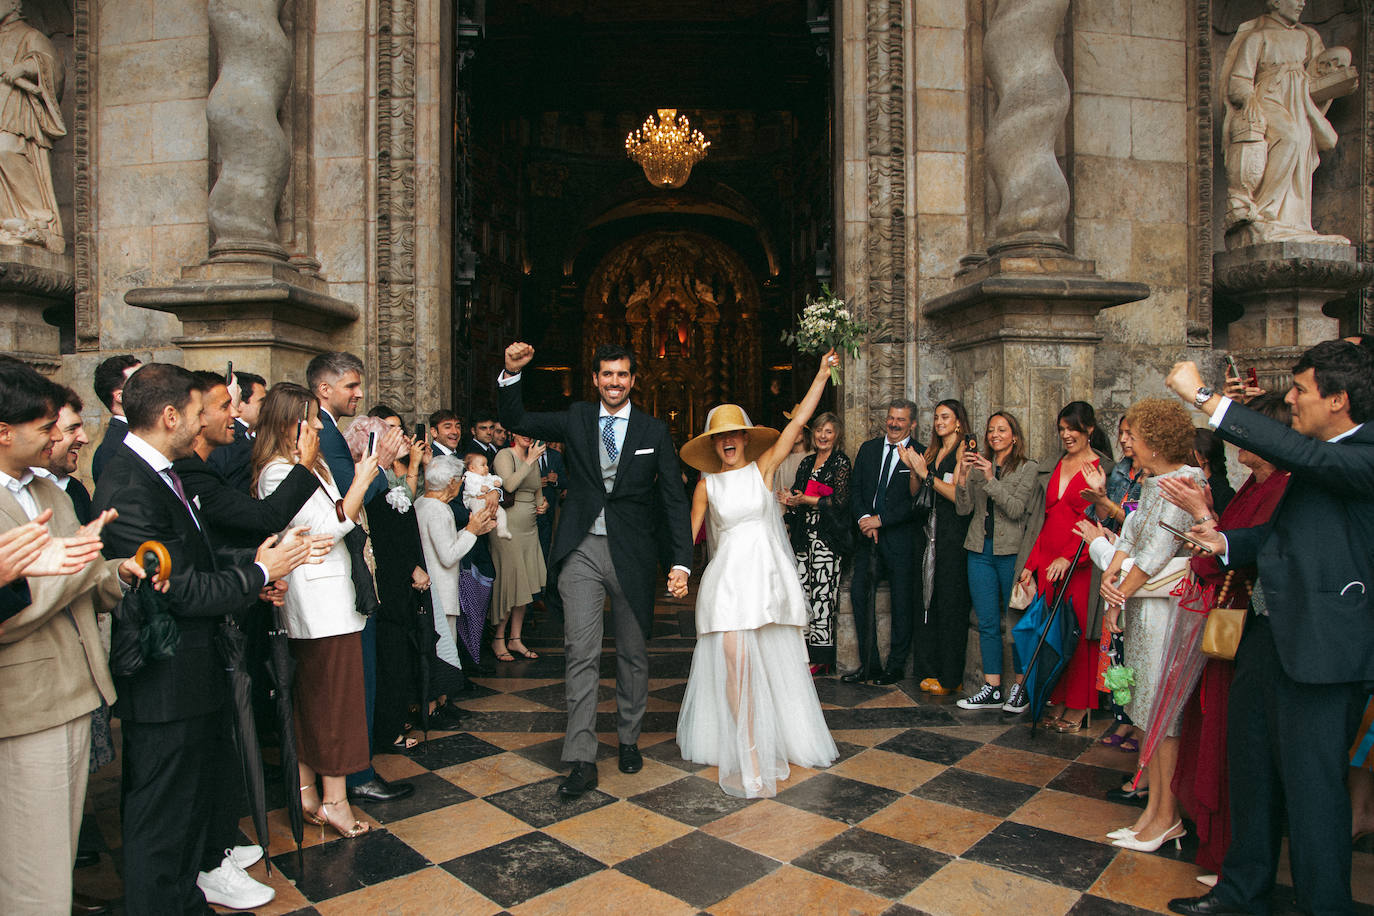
[504,339,690,601]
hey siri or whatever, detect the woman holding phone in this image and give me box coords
[953,411,1039,711]
[898,399,974,695]
[253,383,379,839]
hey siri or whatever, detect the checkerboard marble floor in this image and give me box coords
[76,598,1374,915]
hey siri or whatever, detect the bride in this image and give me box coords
[676,350,840,797]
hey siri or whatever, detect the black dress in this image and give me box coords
[786,451,854,666]
[914,450,972,690]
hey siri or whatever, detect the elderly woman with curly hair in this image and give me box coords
[1095,397,1207,853]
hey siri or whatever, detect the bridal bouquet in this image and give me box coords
[781,284,870,385]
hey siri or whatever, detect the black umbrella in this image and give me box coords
[410,587,435,742]
[264,604,303,868]
[214,617,271,874]
[1013,538,1087,734]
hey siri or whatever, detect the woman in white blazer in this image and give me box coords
[415,456,496,670]
[253,382,379,840]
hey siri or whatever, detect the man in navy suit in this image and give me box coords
[1164,340,1374,916]
[500,341,693,797]
[90,354,142,484]
[94,363,312,913]
[847,400,920,685]
[207,370,266,494]
[305,352,413,804]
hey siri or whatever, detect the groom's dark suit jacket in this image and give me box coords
[1216,403,1374,684]
[499,378,692,634]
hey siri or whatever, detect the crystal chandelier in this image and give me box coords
[625,109,711,189]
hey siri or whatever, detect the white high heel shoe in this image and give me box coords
[1111,820,1185,851]
[1106,826,1138,841]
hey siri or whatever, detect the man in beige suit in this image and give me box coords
[0,359,154,913]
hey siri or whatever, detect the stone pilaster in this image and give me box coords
[0,247,74,375]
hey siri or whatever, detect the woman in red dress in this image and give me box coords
[1161,393,1290,879]
[1015,402,1115,732]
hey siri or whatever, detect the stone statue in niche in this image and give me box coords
[0,0,64,253]
[1220,0,1357,249]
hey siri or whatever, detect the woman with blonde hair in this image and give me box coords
[253,383,379,839]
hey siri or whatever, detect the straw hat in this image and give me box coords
[679,404,780,473]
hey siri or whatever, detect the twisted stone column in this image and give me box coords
[206,0,291,261]
[984,0,1070,251]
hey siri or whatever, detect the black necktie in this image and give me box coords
[875,442,897,511]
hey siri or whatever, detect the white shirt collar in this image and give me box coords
[319,405,336,425]
[123,431,174,474]
[0,466,34,492]
[599,401,632,421]
[883,435,910,449]
[29,466,69,490]
[1330,423,1364,443]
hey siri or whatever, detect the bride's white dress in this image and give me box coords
[677,461,838,797]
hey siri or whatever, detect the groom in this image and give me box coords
[500,341,692,797]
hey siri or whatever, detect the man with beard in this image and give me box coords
[31,386,91,523]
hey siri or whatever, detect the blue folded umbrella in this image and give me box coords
[1012,544,1086,733]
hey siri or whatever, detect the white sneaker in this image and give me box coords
[197,849,275,909]
[227,844,263,869]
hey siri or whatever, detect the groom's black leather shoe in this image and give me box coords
[559,761,598,798]
[1166,893,1250,915]
[618,743,642,774]
[871,670,903,686]
[840,669,870,684]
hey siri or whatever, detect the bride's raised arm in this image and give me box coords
[758,350,838,483]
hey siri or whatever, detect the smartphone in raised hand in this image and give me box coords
[415,422,425,441]
[367,431,378,457]
[1159,519,1213,552]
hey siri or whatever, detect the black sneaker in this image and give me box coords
[1002,682,1029,714]
[957,683,1003,710]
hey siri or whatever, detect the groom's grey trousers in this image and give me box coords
[559,532,648,763]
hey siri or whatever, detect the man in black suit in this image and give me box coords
[466,411,500,464]
[429,408,463,458]
[847,399,919,685]
[32,386,91,524]
[206,370,265,494]
[306,351,413,804]
[90,354,141,484]
[93,363,311,914]
[500,341,693,797]
[1163,340,1374,916]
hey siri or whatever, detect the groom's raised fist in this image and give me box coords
[505,341,535,374]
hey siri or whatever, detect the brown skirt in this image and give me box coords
[290,632,370,777]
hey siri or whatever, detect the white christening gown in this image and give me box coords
[676,462,838,797]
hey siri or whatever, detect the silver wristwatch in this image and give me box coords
[1193,386,1214,407]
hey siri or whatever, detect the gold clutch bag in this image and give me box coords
[1201,570,1247,661]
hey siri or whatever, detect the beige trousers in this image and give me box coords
[0,715,92,914]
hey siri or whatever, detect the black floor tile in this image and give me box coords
[440,830,604,909]
[1066,895,1156,916]
[649,681,688,704]
[1047,762,1134,801]
[640,738,709,773]
[449,680,500,701]
[825,706,960,729]
[993,721,1095,760]
[483,775,616,828]
[794,827,950,898]
[628,652,693,678]
[876,727,981,765]
[628,775,759,827]
[616,831,778,909]
[963,822,1118,892]
[813,678,896,708]
[911,768,1038,818]
[280,908,323,916]
[512,680,616,711]
[884,905,934,916]
[512,736,617,772]
[401,732,504,770]
[774,772,904,825]
[272,829,431,902]
[349,772,474,824]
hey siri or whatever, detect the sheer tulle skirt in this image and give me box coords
[677,623,838,798]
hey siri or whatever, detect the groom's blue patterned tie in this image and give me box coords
[601,415,618,461]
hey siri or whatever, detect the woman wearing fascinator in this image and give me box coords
[675,351,840,798]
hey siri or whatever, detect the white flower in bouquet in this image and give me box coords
[780,284,871,384]
[385,484,413,514]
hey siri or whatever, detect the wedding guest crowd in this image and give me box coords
[3,330,1371,915]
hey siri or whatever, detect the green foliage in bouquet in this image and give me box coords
[780,284,871,384]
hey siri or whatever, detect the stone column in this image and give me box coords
[925,0,1147,462]
[124,0,357,380]
[0,248,74,376]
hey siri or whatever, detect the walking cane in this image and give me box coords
[864,532,880,680]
